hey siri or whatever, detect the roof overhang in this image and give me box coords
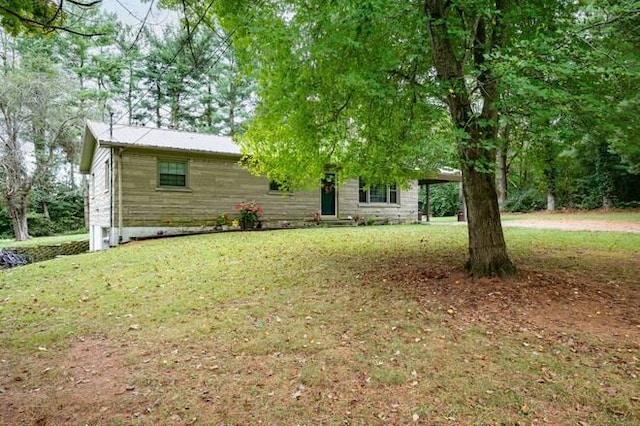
[79,122,97,174]
[417,168,462,185]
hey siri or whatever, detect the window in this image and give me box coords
[389,184,398,204]
[358,178,399,204]
[158,160,187,187]
[269,180,290,192]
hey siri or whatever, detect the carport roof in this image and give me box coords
[418,167,462,185]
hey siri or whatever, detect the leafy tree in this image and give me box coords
[204,0,640,277]
[0,0,104,36]
[0,33,78,240]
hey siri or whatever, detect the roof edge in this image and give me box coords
[79,123,97,174]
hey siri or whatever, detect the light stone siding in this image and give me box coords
[337,179,419,223]
[92,147,420,244]
[119,149,319,230]
[88,146,112,227]
[88,145,113,250]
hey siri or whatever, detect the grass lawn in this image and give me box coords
[0,233,89,249]
[1,226,638,425]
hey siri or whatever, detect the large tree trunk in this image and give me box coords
[6,195,29,241]
[462,164,514,277]
[425,0,515,277]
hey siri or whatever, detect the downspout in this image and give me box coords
[118,148,124,243]
[109,148,114,245]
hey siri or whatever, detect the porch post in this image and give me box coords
[458,181,467,222]
[425,184,430,222]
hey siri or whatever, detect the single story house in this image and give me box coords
[81,121,452,251]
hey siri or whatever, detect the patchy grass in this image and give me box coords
[1,226,639,425]
[0,233,89,249]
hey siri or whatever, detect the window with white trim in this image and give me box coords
[158,160,187,187]
[359,179,398,204]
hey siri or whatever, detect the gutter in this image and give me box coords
[109,148,114,244]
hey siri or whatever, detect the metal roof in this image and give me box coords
[80,121,240,173]
[417,167,462,184]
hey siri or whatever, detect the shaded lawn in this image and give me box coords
[1,226,638,425]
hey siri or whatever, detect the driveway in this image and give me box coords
[428,218,640,233]
[501,219,640,233]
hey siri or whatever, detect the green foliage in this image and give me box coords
[0,203,11,238]
[426,183,461,217]
[0,0,64,35]
[0,184,85,239]
[504,188,546,213]
[26,212,57,238]
[213,0,454,189]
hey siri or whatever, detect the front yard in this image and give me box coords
[1,225,638,424]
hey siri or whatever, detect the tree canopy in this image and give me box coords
[202,0,639,277]
[0,0,105,36]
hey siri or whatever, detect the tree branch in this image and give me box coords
[0,4,106,37]
[67,0,103,7]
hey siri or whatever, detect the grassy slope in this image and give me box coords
[1,226,639,425]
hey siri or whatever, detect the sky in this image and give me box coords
[100,0,177,28]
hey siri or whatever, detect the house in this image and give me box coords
[79,121,423,251]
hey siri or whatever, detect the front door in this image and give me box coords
[321,172,336,216]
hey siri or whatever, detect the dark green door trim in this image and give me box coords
[321,172,336,216]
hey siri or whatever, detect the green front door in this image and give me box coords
[321,173,336,216]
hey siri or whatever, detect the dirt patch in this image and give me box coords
[0,337,150,425]
[364,257,640,346]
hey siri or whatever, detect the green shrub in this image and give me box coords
[27,213,57,237]
[428,183,461,217]
[504,188,545,212]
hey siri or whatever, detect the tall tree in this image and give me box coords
[0,33,77,240]
[204,0,640,277]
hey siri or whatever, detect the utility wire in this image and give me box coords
[112,0,217,124]
[115,0,265,128]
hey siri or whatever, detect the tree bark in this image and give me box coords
[462,164,514,277]
[544,162,557,212]
[425,0,515,277]
[596,143,615,209]
[5,194,29,241]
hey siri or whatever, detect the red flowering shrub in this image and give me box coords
[234,201,263,227]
